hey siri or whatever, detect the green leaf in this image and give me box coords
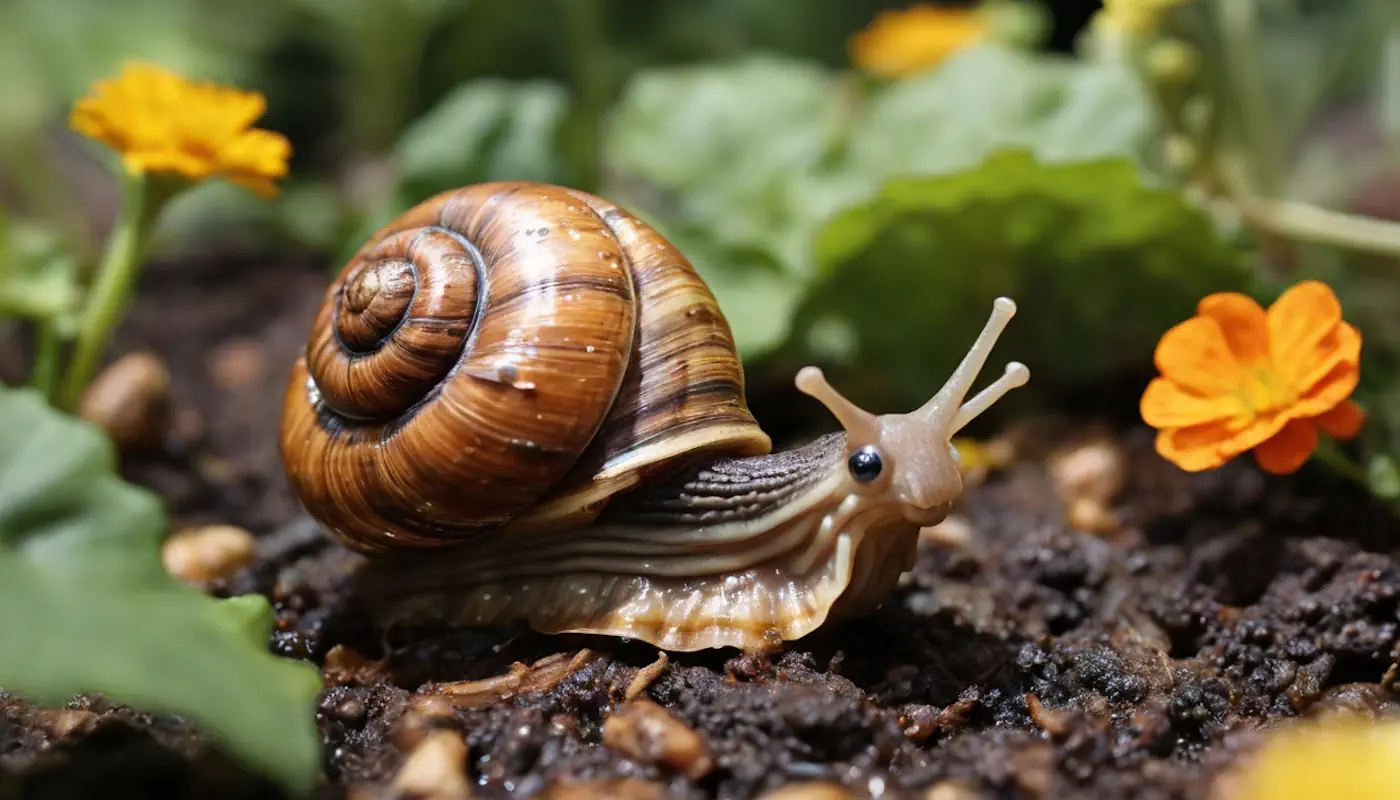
[0,222,80,329]
[602,55,856,271]
[395,78,571,197]
[600,48,1164,369]
[847,43,1156,181]
[0,387,323,797]
[799,149,1253,407]
[1368,454,1400,501]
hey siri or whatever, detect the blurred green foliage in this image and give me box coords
[800,150,1252,404]
[0,386,323,796]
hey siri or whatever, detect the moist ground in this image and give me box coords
[2,253,1397,800]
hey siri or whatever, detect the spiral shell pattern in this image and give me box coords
[279,183,770,552]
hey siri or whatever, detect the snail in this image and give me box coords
[278,182,1028,653]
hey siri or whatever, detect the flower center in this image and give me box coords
[1239,361,1298,419]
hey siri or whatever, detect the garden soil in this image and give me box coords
[3,253,1398,800]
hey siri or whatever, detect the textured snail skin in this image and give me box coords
[280,181,1029,653]
[353,431,924,651]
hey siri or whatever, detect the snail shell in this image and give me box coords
[279,182,771,552]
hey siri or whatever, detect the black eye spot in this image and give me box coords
[847,446,883,483]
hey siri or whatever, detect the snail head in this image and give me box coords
[795,297,1029,527]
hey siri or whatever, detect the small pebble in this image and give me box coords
[35,709,100,740]
[1067,496,1120,536]
[208,338,267,390]
[602,697,713,780]
[758,782,854,800]
[1049,437,1124,505]
[161,524,256,584]
[541,778,663,800]
[392,695,460,752]
[921,514,975,548]
[78,351,170,455]
[925,780,983,800]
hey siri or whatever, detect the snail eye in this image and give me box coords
[847,446,883,483]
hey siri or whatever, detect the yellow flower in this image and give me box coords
[1096,0,1190,37]
[69,61,291,197]
[1215,717,1400,800]
[850,4,987,78]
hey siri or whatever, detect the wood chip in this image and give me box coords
[1024,693,1071,737]
[602,697,713,780]
[388,729,471,800]
[430,650,596,708]
[624,652,669,700]
[322,644,390,685]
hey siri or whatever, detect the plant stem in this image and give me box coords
[57,171,170,412]
[28,320,60,401]
[1311,436,1372,488]
[1216,0,1285,196]
[560,0,609,190]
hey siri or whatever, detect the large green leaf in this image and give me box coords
[602,55,856,273]
[797,149,1252,407]
[599,47,1163,368]
[395,77,571,198]
[847,43,1156,181]
[0,387,323,796]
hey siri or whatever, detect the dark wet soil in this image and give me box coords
[3,252,1400,800]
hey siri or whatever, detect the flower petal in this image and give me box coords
[1154,415,1286,472]
[1197,292,1269,362]
[1140,377,1241,429]
[1253,419,1319,474]
[1154,316,1245,396]
[1267,280,1343,379]
[1288,321,1362,399]
[1315,400,1367,440]
[1292,360,1361,419]
[1155,425,1233,471]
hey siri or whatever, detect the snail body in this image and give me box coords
[279,182,1028,652]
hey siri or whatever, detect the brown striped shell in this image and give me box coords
[278,182,772,553]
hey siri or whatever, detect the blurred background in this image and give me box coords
[3,0,1399,453]
[0,0,1100,261]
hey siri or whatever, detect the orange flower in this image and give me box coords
[69,61,291,197]
[1140,280,1365,475]
[849,4,987,78]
